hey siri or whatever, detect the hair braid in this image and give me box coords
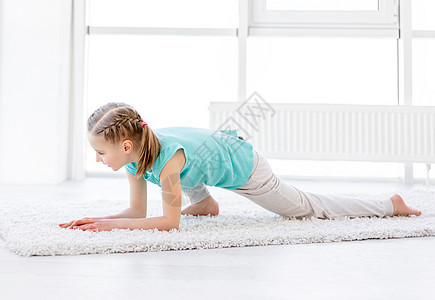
[99,114,143,143]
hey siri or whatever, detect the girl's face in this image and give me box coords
[88,133,135,171]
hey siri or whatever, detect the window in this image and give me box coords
[82,0,433,182]
[266,0,379,11]
[85,1,239,174]
[412,40,435,106]
[251,0,398,36]
[85,35,237,174]
[247,37,398,104]
[412,0,435,30]
[88,0,238,28]
[411,1,435,107]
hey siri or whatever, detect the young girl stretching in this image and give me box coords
[59,102,422,232]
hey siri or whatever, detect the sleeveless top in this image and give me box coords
[124,127,254,190]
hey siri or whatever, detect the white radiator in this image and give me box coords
[209,102,435,164]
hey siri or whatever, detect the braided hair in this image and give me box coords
[87,102,161,178]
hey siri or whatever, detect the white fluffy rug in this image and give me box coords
[1,187,435,257]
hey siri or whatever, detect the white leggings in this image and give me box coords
[183,149,394,219]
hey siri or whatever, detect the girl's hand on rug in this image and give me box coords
[59,217,102,229]
[70,219,121,232]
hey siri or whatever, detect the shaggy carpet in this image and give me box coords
[0,187,434,257]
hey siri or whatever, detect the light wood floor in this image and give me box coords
[1,178,434,300]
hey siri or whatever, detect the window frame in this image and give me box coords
[70,0,435,183]
[250,0,399,38]
[251,0,398,28]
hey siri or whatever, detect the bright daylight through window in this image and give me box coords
[84,0,434,182]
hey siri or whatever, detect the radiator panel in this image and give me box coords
[209,103,435,163]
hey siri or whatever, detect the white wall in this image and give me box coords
[0,0,73,184]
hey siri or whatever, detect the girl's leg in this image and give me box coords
[228,149,395,219]
[183,183,211,205]
[181,183,219,216]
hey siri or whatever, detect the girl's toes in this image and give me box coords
[407,205,421,216]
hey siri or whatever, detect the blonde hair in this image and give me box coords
[87,102,161,178]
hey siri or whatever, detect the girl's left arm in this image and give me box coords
[119,149,184,231]
[72,149,185,232]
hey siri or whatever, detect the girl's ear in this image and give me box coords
[122,140,134,154]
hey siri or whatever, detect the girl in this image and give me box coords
[59,102,422,232]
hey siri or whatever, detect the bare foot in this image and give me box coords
[390,194,422,216]
[181,195,219,216]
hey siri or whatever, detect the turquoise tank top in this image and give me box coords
[125,127,254,190]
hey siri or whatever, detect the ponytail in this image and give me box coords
[135,124,161,178]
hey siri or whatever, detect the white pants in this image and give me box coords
[183,148,394,219]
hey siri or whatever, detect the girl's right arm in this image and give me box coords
[59,170,147,228]
[98,170,148,219]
